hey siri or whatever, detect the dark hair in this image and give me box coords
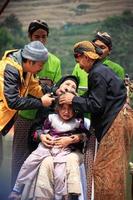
[22,56,28,63]
[93,32,112,50]
[28,20,49,36]
[22,56,36,65]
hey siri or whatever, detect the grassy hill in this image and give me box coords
[0,0,133,29]
[47,22,102,74]
[0,0,133,76]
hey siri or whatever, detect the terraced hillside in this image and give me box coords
[0,0,133,29]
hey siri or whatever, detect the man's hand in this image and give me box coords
[56,87,67,96]
[41,93,55,107]
[59,92,75,104]
[56,85,76,96]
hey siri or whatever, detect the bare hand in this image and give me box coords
[70,134,82,143]
[41,93,55,107]
[54,134,82,148]
[56,87,67,96]
[40,134,55,148]
[59,92,75,104]
[56,86,76,96]
[54,136,73,148]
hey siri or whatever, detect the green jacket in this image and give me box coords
[19,52,62,120]
[103,58,125,79]
[72,58,125,95]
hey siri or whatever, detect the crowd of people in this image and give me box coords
[0,19,133,200]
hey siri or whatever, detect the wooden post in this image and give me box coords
[0,0,10,16]
[129,162,133,200]
[132,175,133,200]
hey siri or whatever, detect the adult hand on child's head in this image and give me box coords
[59,92,75,105]
[56,86,67,96]
[56,83,76,96]
[40,133,55,148]
[41,93,55,107]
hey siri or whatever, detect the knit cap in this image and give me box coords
[22,41,48,61]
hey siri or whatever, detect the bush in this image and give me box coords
[99,10,133,76]
[0,14,27,58]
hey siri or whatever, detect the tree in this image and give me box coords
[0,14,26,58]
[100,10,133,77]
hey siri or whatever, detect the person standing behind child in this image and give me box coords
[9,101,90,200]
[11,19,62,188]
[0,41,53,135]
[72,32,125,95]
[59,41,133,200]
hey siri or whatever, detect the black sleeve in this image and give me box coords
[4,65,43,110]
[72,73,107,115]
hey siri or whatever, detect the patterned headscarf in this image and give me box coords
[74,41,99,60]
[93,32,112,50]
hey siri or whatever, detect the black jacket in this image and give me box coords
[72,61,127,142]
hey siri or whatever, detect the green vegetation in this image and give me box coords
[100,10,133,77]
[0,11,133,77]
[47,21,102,74]
[0,14,27,58]
[47,10,133,77]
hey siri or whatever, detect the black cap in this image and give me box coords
[93,32,112,50]
[28,20,49,36]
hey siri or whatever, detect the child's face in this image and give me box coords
[58,104,74,121]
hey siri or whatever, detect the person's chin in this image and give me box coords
[63,116,70,121]
[80,66,85,71]
[83,68,88,73]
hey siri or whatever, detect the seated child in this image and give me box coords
[9,100,90,200]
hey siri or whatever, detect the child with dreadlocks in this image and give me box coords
[9,95,90,200]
